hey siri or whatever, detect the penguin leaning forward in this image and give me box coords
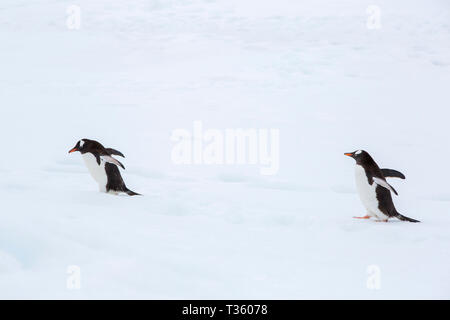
[345,150,419,222]
[69,138,140,196]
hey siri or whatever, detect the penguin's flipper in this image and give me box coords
[381,168,405,179]
[94,153,102,166]
[373,177,398,196]
[106,148,125,158]
[101,155,125,170]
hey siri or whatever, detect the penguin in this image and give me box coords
[344,150,419,222]
[68,139,140,196]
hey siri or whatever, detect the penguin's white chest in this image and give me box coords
[82,153,108,191]
[354,165,386,218]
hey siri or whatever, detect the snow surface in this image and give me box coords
[1,0,450,299]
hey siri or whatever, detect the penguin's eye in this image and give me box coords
[355,150,362,155]
[79,140,85,148]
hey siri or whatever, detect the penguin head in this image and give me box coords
[344,150,370,164]
[68,139,88,154]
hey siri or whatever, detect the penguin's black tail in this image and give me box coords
[395,213,420,223]
[125,187,141,196]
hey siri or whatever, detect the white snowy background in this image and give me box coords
[0,0,449,299]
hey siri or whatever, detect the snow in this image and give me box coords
[1,0,450,299]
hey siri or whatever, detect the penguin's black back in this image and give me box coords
[105,163,126,193]
[375,184,397,218]
[105,163,139,195]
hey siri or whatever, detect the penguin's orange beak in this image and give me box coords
[68,147,78,153]
[344,152,353,157]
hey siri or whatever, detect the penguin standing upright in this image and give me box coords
[345,150,419,222]
[69,139,140,196]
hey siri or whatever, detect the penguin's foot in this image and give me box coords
[353,215,371,219]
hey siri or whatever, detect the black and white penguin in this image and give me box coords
[69,139,140,196]
[345,150,419,222]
